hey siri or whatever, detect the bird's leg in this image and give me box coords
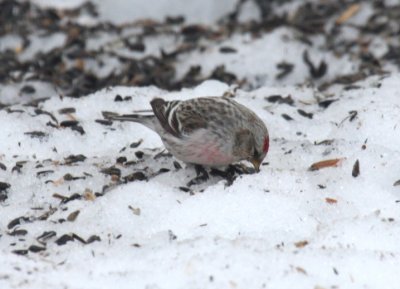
[210,167,227,178]
[187,165,209,187]
[210,166,237,187]
[195,165,209,178]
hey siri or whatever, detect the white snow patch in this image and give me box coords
[0,76,400,289]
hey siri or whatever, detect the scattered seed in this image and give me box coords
[349,110,358,122]
[0,182,11,191]
[36,170,54,177]
[315,139,334,146]
[101,166,121,177]
[8,229,28,236]
[281,113,293,121]
[60,121,85,135]
[168,230,177,241]
[173,161,182,170]
[266,95,294,105]
[37,231,56,243]
[294,240,309,248]
[53,193,82,204]
[127,42,145,52]
[67,210,80,222]
[297,109,313,119]
[135,151,144,159]
[325,198,338,204]
[55,234,74,246]
[37,207,57,221]
[20,85,36,94]
[60,120,79,127]
[12,249,28,255]
[95,119,113,126]
[64,154,86,164]
[24,131,48,139]
[276,62,294,79]
[130,139,143,148]
[318,99,338,108]
[336,3,361,24]
[295,266,307,275]
[153,150,173,159]
[352,159,360,177]
[156,168,170,174]
[128,206,141,216]
[58,107,76,114]
[8,216,32,229]
[114,94,123,101]
[309,158,343,171]
[71,233,86,244]
[166,15,185,24]
[28,245,46,253]
[116,156,127,164]
[219,46,237,53]
[34,109,58,124]
[303,50,327,79]
[12,164,22,173]
[52,193,67,200]
[86,235,101,244]
[124,172,147,182]
[83,188,96,200]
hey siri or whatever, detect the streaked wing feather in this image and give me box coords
[179,112,207,134]
[150,98,181,138]
[150,98,209,138]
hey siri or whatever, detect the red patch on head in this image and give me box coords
[263,137,269,154]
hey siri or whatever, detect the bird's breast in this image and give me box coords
[162,130,234,166]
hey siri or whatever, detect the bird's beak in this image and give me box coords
[250,159,261,172]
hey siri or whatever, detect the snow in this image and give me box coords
[175,28,359,88]
[95,0,237,25]
[30,0,238,25]
[1,76,400,289]
[1,1,400,289]
[18,33,67,62]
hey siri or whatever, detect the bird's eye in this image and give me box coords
[253,148,260,158]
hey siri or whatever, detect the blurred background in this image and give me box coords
[1,0,399,104]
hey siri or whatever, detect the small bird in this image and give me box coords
[103,96,269,172]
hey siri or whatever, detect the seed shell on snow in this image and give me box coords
[67,210,80,222]
[352,159,360,178]
[309,158,344,171]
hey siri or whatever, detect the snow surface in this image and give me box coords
[1,0,400,289]
[1,76,400,289]
[30,0,238,25]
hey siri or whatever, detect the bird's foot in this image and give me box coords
[210,167,237,187]
[187,165,209,187]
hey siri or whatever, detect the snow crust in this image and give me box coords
[1,1,400,288]
[1,76,400,289]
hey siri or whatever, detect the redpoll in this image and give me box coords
[103,97,269,172]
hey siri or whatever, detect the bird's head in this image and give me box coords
[234,122,269,172]
[249,134,269,172]
[246,111,270,172]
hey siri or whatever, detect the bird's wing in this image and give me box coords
[150,98,207,138]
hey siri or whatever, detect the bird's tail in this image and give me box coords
[102,111,156,130]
